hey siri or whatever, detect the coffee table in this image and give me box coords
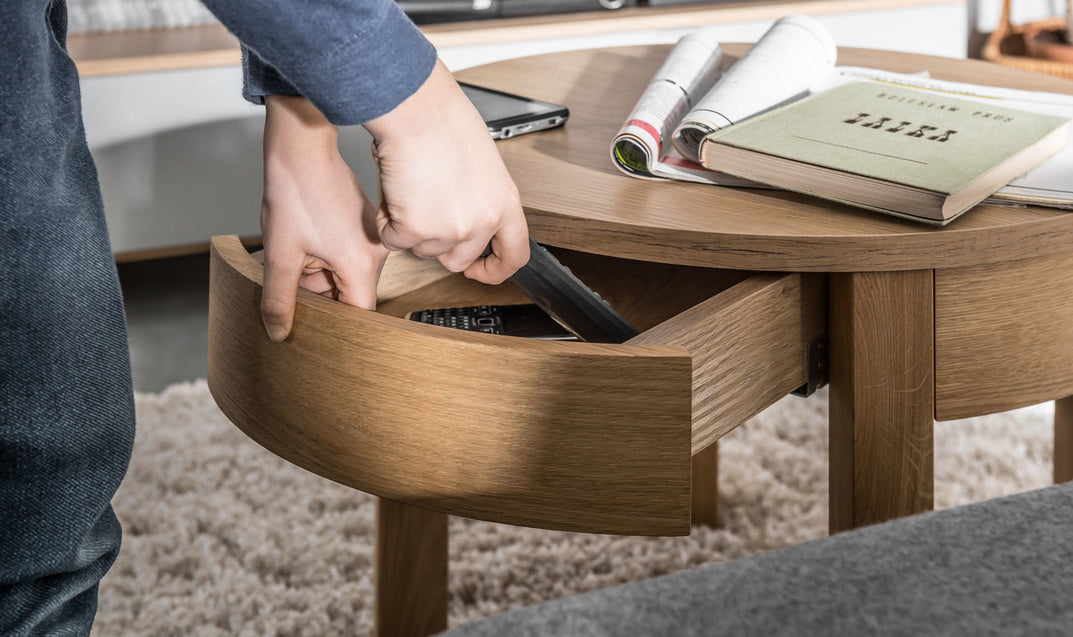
[208,45,1073,636]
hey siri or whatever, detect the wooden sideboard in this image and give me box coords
[69,0,948,77]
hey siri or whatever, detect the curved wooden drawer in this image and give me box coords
[208,236,825,535]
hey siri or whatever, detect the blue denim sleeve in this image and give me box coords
[200,0,437,126]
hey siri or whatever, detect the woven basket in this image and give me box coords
[982,0,1073,80]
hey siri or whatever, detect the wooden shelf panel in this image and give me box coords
[69,24,241,77]
[70,0,945,77]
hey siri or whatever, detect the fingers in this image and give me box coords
[437,237,493,274]
[376,205,416,252]
[299,269,338,297]
[378,198,530,281]
[263,249,387,343]
[464,216,531,284]
[261,247,305,342]
[377,208,481,267]
[331,247,389,311]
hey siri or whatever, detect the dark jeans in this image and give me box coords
[1,1,136,634]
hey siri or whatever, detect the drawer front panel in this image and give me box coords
[209,236,693,536]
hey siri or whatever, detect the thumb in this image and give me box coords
[333,246,390,311]
[261,248,304,342]
[376,204,417,252]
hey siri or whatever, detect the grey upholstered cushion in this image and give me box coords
[442,483,1073,636]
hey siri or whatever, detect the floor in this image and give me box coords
[117,253,211,393]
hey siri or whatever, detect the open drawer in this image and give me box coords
[208,235,826,536]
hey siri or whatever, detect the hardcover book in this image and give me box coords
[698,81,1071,224]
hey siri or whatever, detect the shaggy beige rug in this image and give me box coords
[92,381,1054,636]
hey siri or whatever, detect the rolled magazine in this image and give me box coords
[609,30,742,184]
[672,14,837,162]
[611,14,837,185]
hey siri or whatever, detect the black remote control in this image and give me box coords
[487,238,639,344]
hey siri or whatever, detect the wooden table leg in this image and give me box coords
[1056,396,1073,484]
[828,270,935,534]
[691,441,719,528]
[375,498,448,637]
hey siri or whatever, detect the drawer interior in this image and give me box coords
[375,245,752,331]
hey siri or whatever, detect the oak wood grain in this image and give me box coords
[829,270,934,533]
[69,24,240,76]
[691,442,719,528]
[375,499,448,637]
[457,45,1073,273]
[630,273,828,452]
[208,235,694,536]
[373,249,803,494]
[1056,397,1073,484]
[375,251,457,306]
[935,251,1073,420]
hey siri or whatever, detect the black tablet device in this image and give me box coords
[459,82,569,140]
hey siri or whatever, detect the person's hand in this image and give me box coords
[364,60,530,283]
[259,95,389,342]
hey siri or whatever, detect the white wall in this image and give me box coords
[83,2,976,254]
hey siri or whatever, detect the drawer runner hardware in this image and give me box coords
[792,336,829,398]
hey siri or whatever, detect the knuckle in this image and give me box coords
[498,184,522,213]
[465,268,504,285]
[410,244,440,259]
[444,220,470,245]
[260,297,291,322]
[440,257,467,273]
[379,228,409,247]
[487,201,510,227]
[507,185,522,209]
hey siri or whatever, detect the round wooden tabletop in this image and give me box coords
[456,44,1073,272]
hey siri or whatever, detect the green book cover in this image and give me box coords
[700,81,1070,213]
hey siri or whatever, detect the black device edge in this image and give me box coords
[485,238,639,344]
[458,81,570,130]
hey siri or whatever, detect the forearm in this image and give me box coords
[363,60,467,146]
[263,96,339,178]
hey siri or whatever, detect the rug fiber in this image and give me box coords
[92,381,1054,636]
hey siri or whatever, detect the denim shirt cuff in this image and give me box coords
[238,6,437,126]
[242,46,300,104]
